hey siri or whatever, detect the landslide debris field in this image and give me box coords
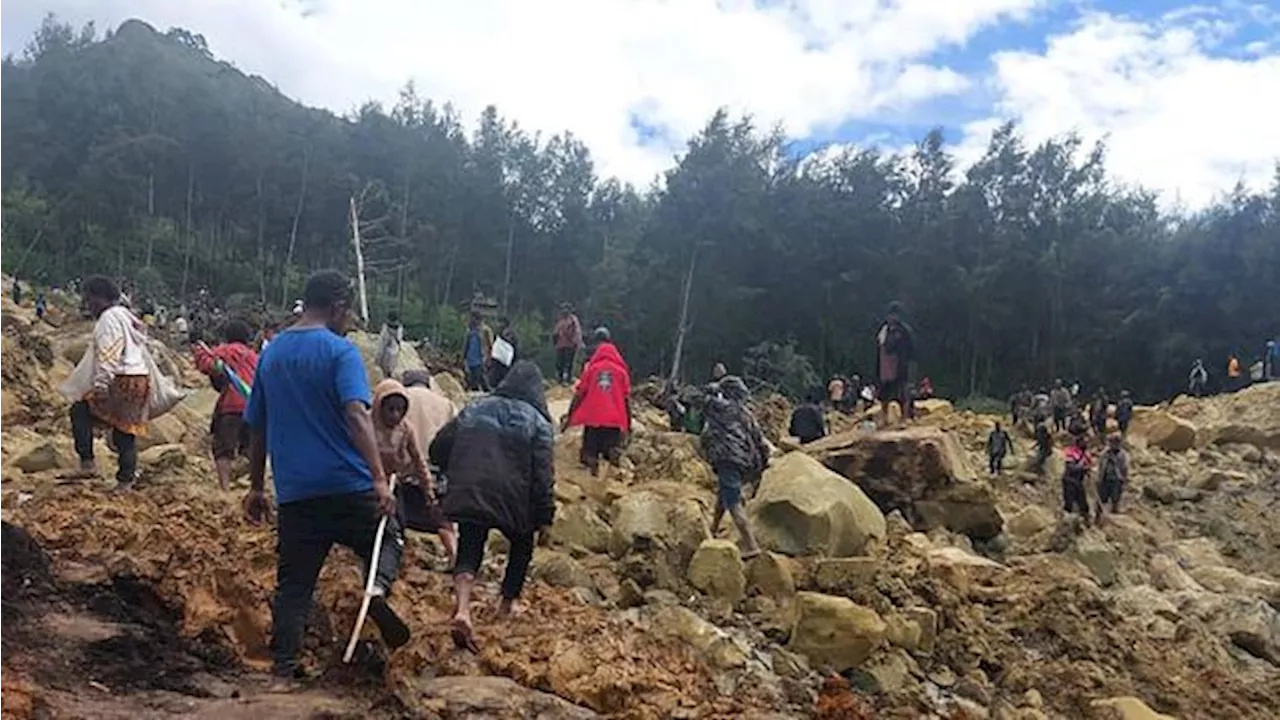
[3,297,1280,719]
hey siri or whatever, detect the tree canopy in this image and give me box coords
[4,16,1277,401]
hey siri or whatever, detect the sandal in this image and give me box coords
[450,616,480,653]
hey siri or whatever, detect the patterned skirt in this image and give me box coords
[87,374,151,437]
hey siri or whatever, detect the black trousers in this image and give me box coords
[1052,408,1066,432]
[988,452,1005,474]
[465,364,489,392]
[70,400,137,484]
[272,491,402,672]
[1098,476,1123,511]
[488,362,511,389]
[1062,476,1090,517]
[555,347,576,383]
[453,521,534,601]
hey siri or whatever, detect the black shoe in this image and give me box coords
[368,596,411,650]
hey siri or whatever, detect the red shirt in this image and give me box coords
[193,342,259,416]
[568,342,631,431]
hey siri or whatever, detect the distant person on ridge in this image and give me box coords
[875,301,916,426]
[987,421,1014,475]
[488,315,519,388]
[552,303,583,385]
[711,362,728,383]
[1115,390,1134,437]
[789,387,827,445]
[1062,434,1093,524]
[35,291,47,321]
[1188,359,1208,397]
[1227,354,1242,392]
[701,376,767,559]
[1049,379,1071,433]
[430,361,555,653]
[462,312,493,392]
[192,317,260,491]
[376,311,404,380]
[917,376,934,400]
[1095,434,1129,520]
[1089,390,1109,440]
[564,328,632,477]
[242,270,408,684]
[1033,418,1053,476]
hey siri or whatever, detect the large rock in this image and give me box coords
[1129,408,1197,452]
[348,330,426,383]
[746,552,796,599]
[10,441,66,473]
[813,557,879,595]
[532,549,594,590]
[814,427,1002,540]
[788,592,887,671]
[138,413,187,451]
[550,504,611,553]
[748,452,886,557]
[1005,505,1055,539]
[649,605,750,669]
[432,372,467,407]
[1072,535,1119,587]
[913,398,954,418]
[1171,590,1280,664]
[1089,697,1175,720]
[398,675,599,719]
[687,539,746,604]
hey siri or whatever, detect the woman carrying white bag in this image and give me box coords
[59,276,186,490]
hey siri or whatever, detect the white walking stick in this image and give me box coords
[343,475,397,664]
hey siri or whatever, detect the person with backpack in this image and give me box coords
[987,421,1014,475]
[193,318,260,491]
[701,376,767,559]
[1096,434,1129,520]
[1062,434,1093,524]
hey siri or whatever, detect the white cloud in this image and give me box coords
[0,0,1038,185]
[960,10,1280,208]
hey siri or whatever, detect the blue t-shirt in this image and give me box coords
[464,329,484,368]
[244,327,373,504]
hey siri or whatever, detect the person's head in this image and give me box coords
[711,362,727,381]
[1121,389,1131,399]
[1073,434,1088,449]
[1107,433,1122,450]
[387,310,400,326]
[886,301,904,325]
[720,375,750,403]
[1054,378,1063,388]
[373,380,409,428]
[82,275,120,318]
[592,326,611,345]
[222,318,253,346]
[559,302,571,317]
[994,421,1003,431]
[301,270,355,333]
[401,369,433,388]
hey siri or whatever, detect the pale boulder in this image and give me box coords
[550,504,611,554]
[650,605,750,669]
[748,452,886,557]
[10,441,66,473]
[1129,408,1197,452]
[1089,696,1176,720]
[788,592,887,671]
[138,414,187,451]
[746,552,796,599]
[687,539,746,604]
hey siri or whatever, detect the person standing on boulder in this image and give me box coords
[875,302,915,427]
[429,361,555,653]
[701,376,767,560]
[1189,359,1208,397]
[552,303,583,385]
[1062,434,1093,524]
[242,270,408,684]
[987,421,1014,475]
[462,312,493,392]
[376,311,404,380]
[192,318,259,491]
[563,328,632,477]
[370,378,457,566]
[1095,434,1129,521]
[59,276,151,490]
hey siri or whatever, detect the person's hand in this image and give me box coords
[373,480,396,517]
[243,489,274,526]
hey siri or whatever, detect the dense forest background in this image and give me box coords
[3,16,1277,401]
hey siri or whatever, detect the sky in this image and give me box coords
[3,0,1279,209]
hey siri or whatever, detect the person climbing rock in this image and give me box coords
[192,317,259,491]
[987,421,1014,475]
[1115,390,1134,437]
[563,327,632,477]
[462,312,493,392]
[1189,359,1208,397]
[1096,434,1129,520]
[1033,418,1052,476]
[552,303,583,385]
[376,311,404,379]
[1089,390,1109,441]
[701,376,767,559]
[1050,379,1071,433]
[789,387,827,445]
[429,361,555,653]
[371,378,457,566]
[242,270,407,684]
[58,276,151,490]
[1062,434,1093,524]
[875,302,915,426]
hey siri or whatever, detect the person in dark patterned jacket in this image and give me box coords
[700,376,767,559]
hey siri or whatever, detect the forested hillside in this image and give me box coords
[3,16,1277,399]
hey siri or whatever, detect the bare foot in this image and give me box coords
[496,599,526,618]
[450,615,480,653]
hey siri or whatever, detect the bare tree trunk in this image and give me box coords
[281,148,310,309]
[668,242,700,380]
[434,235,459,345]
[256,172,268,305]
[349,195,370,325]
[502,213,515,312]
[180,166,195,298]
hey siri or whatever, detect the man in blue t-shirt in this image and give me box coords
[243,270,409,682]
[462,311,492,392]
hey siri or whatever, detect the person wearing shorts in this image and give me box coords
[193,318,259,491]
[701,377,767,559]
